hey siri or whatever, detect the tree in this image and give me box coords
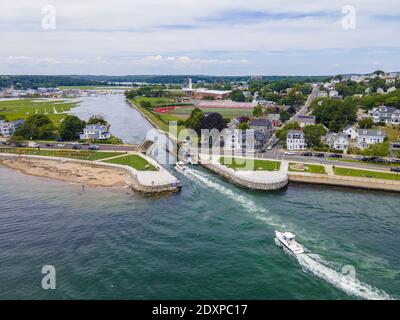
[304,124,327,148]
[279,109,290,122]
[358,118,374,129]
[14,114,56,140]
[0,114,7,121]
[230,89,246,102]
[362,142,390,157]
[253,104,263,117]
[186,108,204,133]
[200,112,226,132]
[238,122,249,130]
[87,115,108,126]
[140,101,152,109]
[60,115,86,141]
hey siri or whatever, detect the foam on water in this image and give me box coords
[185,167,395,300]
[297,254,394,300]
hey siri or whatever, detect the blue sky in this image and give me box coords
[0,0,399,75]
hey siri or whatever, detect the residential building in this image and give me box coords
[323,132,349,151]
[387,87,397,93]
[356,129,386,149]
[249,118,273,138]
[343,126,358,140]
[80,124,111,140]
[0,119,24,137]
[297,115,315,128]
[287,130,306,150]
[227,118,240,130]
[223,129,267,152]
[329,90,339,98]
[317,91,328,98]
[376,87,385,94]
[369,106,400,124]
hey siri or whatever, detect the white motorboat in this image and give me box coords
[275,231,304,255]
[175,161,187,174]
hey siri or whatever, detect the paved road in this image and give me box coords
[288,84,319,123]
[2,142,139,152]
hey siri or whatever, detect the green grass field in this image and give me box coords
[103,154,158,171]
[219,157,281,171]
[0,99,78,127]
[328,157,400,167]
[132,96,174,108]
[334,167,400,181]
[0,148,125,161]
[289,163,326,174]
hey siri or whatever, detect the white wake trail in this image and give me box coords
[297,254,394,300]
[184,167,395,300]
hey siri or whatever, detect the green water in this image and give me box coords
[0,165,399,300]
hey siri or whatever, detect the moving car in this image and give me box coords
[88,144,99,151]
[284,151,297,156]
[390,167,400,172]
[330,153,342,158]
[301,152,313,157]
[72,144,82,150]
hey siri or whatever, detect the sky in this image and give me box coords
[0,0,399,76]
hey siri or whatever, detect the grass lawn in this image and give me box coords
[0,148,125,161]
[289,163,326,174]
[132,96,174,108]
[128,99,185,136]
[0,99,78,127]
[103,154,158,171]
[328,157,400,167]
[334,167,400,181]
[168,106,253,119]
[219,157,281,171]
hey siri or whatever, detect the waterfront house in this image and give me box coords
[356,129,386,149]
[223,129,268,152]
[368,106,400,125]
[80,124,111,140]
[0,119,24,137]
[323,132,349,151]
[287,130,306,150]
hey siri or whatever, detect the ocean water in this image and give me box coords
[0,95,399,300]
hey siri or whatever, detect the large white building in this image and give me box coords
[356,129,386,149]
[286,130,306,150]
[80,125,111,140]
[369,106,400,125]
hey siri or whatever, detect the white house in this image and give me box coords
[224,129,242,151]
[369,106,400,124]
[329,90,339,98]
[356,129,386,149]
[343,126,358,140]
[387,87,397,93]
[287,130,306,150]
[376,87,385,94]
[80,124,111,140]
[323,132,349,151]
[0,119,24,137]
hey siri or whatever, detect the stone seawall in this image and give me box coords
[288,172,400,193]
[202,162,288,191]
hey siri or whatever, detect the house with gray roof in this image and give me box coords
[356,129,386,149]
[369,106,400,124]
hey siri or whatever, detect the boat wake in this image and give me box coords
[185,167,395,300]
[297,253,394,300]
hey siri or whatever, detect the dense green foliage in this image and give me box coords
[358,118,374,129]
[311,98,357,132]
[279,109,290,122]
[253,104,263,117]
[14,114,56,140]
[87,115,108,126]
[230,89,246,102]
[185,108,204,133]
[0,75,102,89]
[59,115,86,141]
[304,124,327,148]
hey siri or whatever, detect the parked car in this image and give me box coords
[330,153,343,158]
[28,142,40,148]
[284,151,296,156]
[56,144,66,147]
[301,152,313,157]
[88,144,99,151]
[314,153,325,158]
[373,158,388,164]
[390,167,400,172]
[45,143,54,147]
[72,144,82,150]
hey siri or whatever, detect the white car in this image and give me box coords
[56,144,66,147]
[284,151,297,156]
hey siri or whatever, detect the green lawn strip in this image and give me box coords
[128,99,184,136]
[103,154,158,171]
[0,148,124,161]
[334,167,400,181]
[328,157,400,167]
[219,157,281,171]
[289,163,326,174]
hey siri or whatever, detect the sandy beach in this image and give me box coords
[0,157,134,188]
